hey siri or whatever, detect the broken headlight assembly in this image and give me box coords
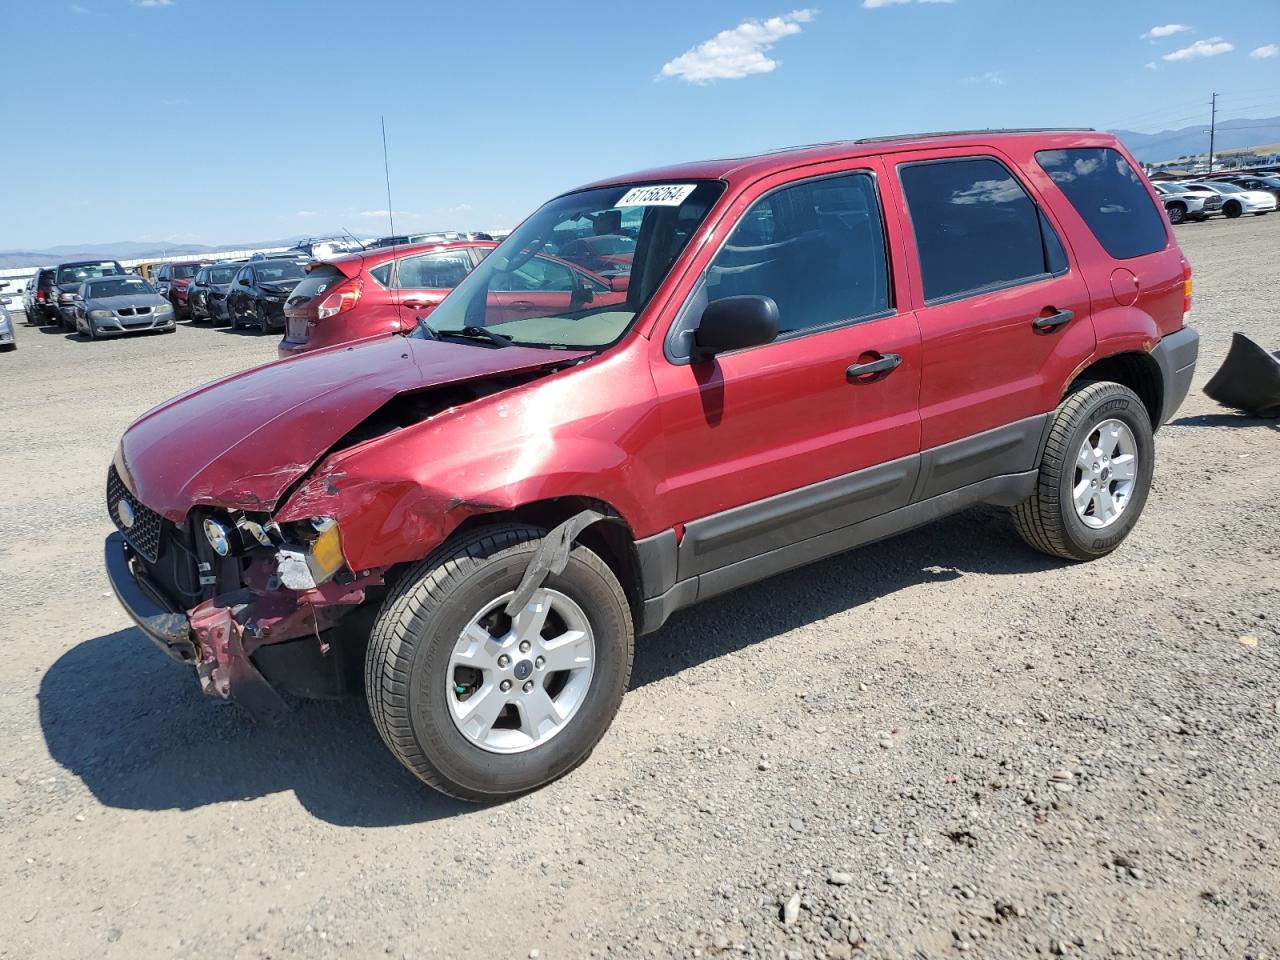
[274,517,349,591]
[200,512,349,591]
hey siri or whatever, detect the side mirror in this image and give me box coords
[692,295,779,360]
[239,278,250,286]
[608,275,630,294]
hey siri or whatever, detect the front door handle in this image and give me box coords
[1032,308,1074,332]
[846,353,902,380]
[509,300,536,311]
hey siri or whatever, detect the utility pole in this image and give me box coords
[1207,91,1218,173]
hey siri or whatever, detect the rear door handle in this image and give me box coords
[1032,308,1074,332]
[846,353,902,379]
[510,300,536,311]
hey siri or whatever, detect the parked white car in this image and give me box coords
[1185,181,1277,219]
[1152,182,1222,224]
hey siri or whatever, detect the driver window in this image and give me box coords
[704,172,891,335]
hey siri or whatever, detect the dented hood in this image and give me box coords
[116,336,590,521]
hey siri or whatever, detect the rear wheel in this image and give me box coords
[1012,381,1154,562]
[365,523,634,801]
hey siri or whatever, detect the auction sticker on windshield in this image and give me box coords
[617,184,698,207]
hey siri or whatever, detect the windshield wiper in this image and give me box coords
[441,325,513,348]
[416,316,441,340]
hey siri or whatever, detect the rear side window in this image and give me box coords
[899,157,1064,303]
[704,171,891,335]
[1035,148,1167,259]
[395,250,474,289]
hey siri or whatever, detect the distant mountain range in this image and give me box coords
[1113,116,1280,163]
[0,237,314,271]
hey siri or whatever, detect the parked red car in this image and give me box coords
[155,259,213,319]
[106,129,1197,801]
[278,240,627,358]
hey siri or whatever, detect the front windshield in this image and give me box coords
[171,264,201,279]
[255,261,308,282]
[1210,182,1243,193]
[421,181,725,349]
[89,278,154,298]
[58,261,123,284]
[210,267,238,284]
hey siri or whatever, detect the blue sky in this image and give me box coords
[3,0,1277,249]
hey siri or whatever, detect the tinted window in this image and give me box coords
[210,267,237,284]
[704,172,890,335]
[253,261,307,282]
[900,158,1058,302]
[58,262,124,285]
[396,250,474,289]
[1036,148,1167,259]
[370,262,393,287]
[89,279,154,298]
[171,264,201,279]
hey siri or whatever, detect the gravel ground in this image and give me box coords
[2,217,1278,960]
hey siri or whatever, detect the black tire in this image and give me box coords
[366,523,634,802]
[87,319,98,341]
[1224,201,1242,219]
[1166,202,1186,225]
[1012,381,1155,562]
[257,306,270,335]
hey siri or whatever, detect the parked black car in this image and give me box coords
[190,262,243,325]
[226,259,310,332]
[52,260,126,329]
[23,267,58,324]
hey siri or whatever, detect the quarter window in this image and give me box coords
[900,157,1064,302]
[1035,148,1167,260]
[703,172,891,336]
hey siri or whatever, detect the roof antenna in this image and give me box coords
[381,115,397,245]
[381,115,412,336]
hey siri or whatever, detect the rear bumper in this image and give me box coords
[1152,325,1199,425]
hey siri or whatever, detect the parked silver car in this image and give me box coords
[0,281,15,352]
[71,275,175,339]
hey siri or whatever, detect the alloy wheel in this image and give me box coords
[446,588,595,754]
[1073,418,1138,529]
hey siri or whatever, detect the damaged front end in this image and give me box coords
[104,475,385,718]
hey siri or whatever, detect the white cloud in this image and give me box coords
[962,70,1004,85]
[658,9,816,84]
[1141,24,1190,40]
[357,209,417,219]
[132,0,174,5]
[295,211,319,218]
[862,0,955,6]
[1145,61,1158,70]
[1163,37,1234,61]
[1251,44,1279,59]
[70,3,89,13]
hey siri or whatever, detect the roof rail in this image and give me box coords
[854,127,1096,144]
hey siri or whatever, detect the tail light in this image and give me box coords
[316,277,363,320]
[1181,258,1193,315]
[36,289,46,301]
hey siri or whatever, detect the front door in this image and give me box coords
[651,164,923,578]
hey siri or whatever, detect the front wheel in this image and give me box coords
[1224,202,1243,219]
[1166,203,1186,225]
[1012,381,1155,562]
[366,524,634,801]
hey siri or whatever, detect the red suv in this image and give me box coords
[277,240,627,358]
[105,129,1198,801]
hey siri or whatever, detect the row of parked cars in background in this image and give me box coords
[1152,172,1280,224]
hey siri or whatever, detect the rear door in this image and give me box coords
[391,248,478,326]
[651,161,923,579]
[884,150,1093,487]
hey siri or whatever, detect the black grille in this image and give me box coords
[107,465,165,563]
